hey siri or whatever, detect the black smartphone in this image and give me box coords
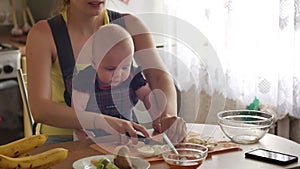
[245,148,298,165]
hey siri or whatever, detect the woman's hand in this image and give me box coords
[153,116,187,144]
[100,116,151,144]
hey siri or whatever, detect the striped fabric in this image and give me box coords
[73,65,147,121]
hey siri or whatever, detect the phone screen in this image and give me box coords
[245,148,298,165]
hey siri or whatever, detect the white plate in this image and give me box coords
[73,155,150,169]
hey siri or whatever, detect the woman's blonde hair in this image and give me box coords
[59,0,70,12]
[49,0,69,16]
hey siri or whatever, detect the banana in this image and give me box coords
[0,147,68,169]
[0,134,48,157]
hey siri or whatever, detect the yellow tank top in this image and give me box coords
[39,59,73,136]
[40,10,110,136]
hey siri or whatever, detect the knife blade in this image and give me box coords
[126,132,163,145]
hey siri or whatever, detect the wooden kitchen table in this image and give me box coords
[28,135,169,169]
[29,124,300,169]
[29,139,97,168]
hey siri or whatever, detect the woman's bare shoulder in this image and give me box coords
[121,13,150,34]
[26,19,55,59]
[27,20,53,41]
[121,13,142,24]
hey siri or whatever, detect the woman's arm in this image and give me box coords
[135,84,162,122]
[123,14,187,142]
[26,20,82,129]
[123,14,177,116]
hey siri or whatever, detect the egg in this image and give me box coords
[137,145,155,157]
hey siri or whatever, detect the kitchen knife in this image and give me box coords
[126,132,163,145]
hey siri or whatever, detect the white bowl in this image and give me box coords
[217,110,275,144]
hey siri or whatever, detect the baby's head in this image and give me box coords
[92,24,134,87]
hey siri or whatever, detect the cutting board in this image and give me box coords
[90,142,164,162]
[89,132,241,162]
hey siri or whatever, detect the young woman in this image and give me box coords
[26,0,186,144]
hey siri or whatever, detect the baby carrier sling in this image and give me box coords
[76,65,145,121]
[81,65,145,136]
[47,10,125,107]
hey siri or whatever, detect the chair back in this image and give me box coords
[16,69,37,135]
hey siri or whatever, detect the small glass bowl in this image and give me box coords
[162,143,208,169]
[217,110,275,144]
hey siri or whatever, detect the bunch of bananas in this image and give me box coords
[0,134,69,169]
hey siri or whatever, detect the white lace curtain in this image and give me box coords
[162,0,300,119]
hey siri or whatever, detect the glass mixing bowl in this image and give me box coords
[162,143,208,169]
[217,110,275,144]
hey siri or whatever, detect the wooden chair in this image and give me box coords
[16,68,38,136]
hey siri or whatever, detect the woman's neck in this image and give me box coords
[67,8,105,36]
[64,8,106,60]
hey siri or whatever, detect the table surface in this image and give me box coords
[29,123,300,169]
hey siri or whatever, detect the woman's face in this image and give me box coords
[96,41,134,87]
[69,0,107,16]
